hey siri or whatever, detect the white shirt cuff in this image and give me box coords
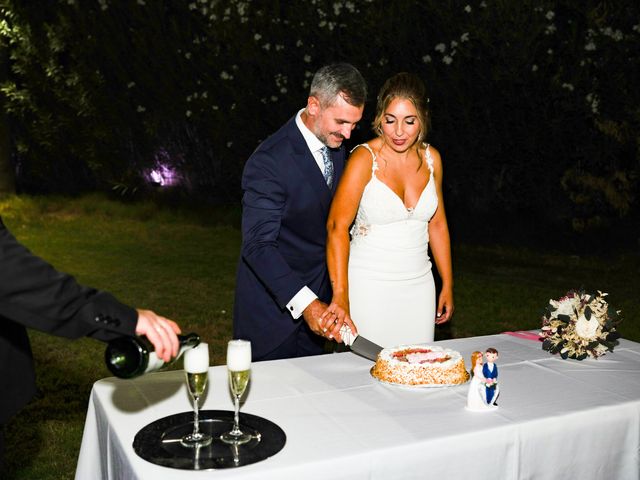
[286,286,317,319]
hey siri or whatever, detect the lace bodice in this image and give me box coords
[350,143,438,241]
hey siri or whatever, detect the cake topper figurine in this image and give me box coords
[482,348,499,406]
[466,349,499,412]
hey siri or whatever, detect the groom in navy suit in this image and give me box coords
[234,63,367,361]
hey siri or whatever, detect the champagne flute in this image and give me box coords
[180,342,212,448]
[220,339,252,445]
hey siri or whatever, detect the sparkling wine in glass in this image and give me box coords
[181,342,212,448]
[220,339,252,445]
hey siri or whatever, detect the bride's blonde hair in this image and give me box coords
[470,351,483,373]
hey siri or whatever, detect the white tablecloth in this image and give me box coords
[75,333,640,479]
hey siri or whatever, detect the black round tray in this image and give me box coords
[133,410,286,470]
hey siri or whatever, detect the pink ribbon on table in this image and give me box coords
[502,330,542,342]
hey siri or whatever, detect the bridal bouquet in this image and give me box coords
[540,290,622,360]
[482,378,497,387]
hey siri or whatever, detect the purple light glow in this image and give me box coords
[144,148,183,187]
[147,164,179,186]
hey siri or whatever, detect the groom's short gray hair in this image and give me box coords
[310,63,367,108]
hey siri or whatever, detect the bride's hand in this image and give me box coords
[320,300,357,343]
[436,289,454,324]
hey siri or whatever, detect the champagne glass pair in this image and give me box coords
[180,340,253,448]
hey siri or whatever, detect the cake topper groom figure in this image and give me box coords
[483,347,499,405]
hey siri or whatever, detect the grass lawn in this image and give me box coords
[1,193,638,479]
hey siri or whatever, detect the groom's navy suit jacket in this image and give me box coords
[233,116,345,360]
[483,362,498,404]
[0,217,137,424]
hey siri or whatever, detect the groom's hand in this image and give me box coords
[302,299,331,337]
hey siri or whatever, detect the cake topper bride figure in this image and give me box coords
[466,351,498,412]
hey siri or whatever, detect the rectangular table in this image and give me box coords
[75,333,640,479]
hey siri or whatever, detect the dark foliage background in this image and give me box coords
[1,0,638,247]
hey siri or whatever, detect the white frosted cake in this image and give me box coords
[371,345,469,386]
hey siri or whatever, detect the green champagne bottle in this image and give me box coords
[105,332,200,378]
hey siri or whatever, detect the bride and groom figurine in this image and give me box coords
[466,348,499,412]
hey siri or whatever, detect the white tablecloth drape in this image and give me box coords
[75,333,640,479]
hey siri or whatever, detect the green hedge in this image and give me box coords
[1,0,638,237]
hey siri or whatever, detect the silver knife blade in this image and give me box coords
[349,334,383,361]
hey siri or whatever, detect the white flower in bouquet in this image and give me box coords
[574,313,599,340]
[540,290,622,360]
[550,295,578,317]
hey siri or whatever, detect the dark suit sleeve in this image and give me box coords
[240,150,307,308]
[0,218,137,342]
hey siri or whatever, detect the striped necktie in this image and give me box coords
[320,146,334,188]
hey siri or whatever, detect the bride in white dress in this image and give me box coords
[325,73,454,347]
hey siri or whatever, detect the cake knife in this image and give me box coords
[339,325,383,361]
